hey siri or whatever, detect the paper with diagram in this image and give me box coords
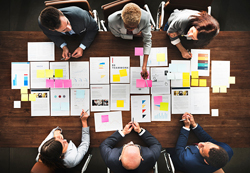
[50,62,69,79]
[11,62,30,89]
[90,57,109,84]
[130,67,150,94]
[110,56,130,83]
[90,85,110,112]
[131,95,151,122]
[151,67,170,94]
[50,88,70,116]
[191,49,210,76]
[70,61,89,88]
[71,89,90,115]
[140,47,168,66]
[30,62,49,88]
[151,94,171,121]
[111,84,130,110]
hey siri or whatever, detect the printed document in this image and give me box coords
[140,47,168,66]
[151,67,170,94]
[90,85,110,112]
[131,95,151,122]
[70,61,89,88]
[170,60,191,87]
[211,61,230,88]
[28,42,55,61]
[90,57,109,84]
[110,56,130,83]
[50,88,70,116]
[31,90,50,116]
[11,62,30,89]
[172,89,191,114]
[111,84,130,110]
[130,67,149,94]
[151,94,171,121]
[50,62,69,79]
[71,89,89,116]
[191,49,210,76]
[30,62,49,88]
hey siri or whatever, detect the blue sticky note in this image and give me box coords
[61,102,69,111]
[52,102,60,111]
[169,64,178,72]
[177,64,186,72]
[76,90,85,99]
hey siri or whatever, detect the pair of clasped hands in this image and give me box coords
[122,121,142,135]
[181,112,197,129]
[62,46,83,60]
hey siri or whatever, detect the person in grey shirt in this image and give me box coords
[36,109,90,170]
[108,3,151,79]
[165,9,219,59]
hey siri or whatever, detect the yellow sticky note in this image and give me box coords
[101,75,105,78]
[37,70,45,78]
[220,86,227,93]
[160,102,169,111]
[199,79,207,87]
[191,79,199,86]
[55,69,63,78]
[157,53,165,62]
[191,71,199,78]
[212,86,220,93]
[183,72,190,79]
[45,69,54,78]
[117,100,124,107]
[119,69,127,77]
[21,94,28,101]
[113,74,120,82]
[183,79,190,87]
[29,94,36,101]
[229,76,235,84]
[21,86,28,94]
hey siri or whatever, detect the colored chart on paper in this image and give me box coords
[99,62,105,69]
[198,53,208,70]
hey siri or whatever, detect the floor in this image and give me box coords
[0,0,250,172]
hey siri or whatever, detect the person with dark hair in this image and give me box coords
[168,112,233,173]
[100,121,161,173]
[164,9,219,59]
[38,6,98,60]
[36,109,90,170]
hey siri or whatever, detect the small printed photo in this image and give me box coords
[152,76,157,82]
[179,91,183,96]
[38,93,42,98]
[174,91,179,96]
[183,91,188,96]
[42,93,47,98]
[92,99,108,106]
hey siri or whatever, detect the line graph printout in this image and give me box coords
[94,111,123,132]
[71,89,89,115]
[151,94,171,121]
[70,62,89,88]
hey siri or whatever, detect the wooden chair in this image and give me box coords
[156,0,214,31]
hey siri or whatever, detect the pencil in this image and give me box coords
[180,119,186,121]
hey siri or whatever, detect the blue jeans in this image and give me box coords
[163,22,169,31]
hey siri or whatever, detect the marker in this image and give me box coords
[180,119,186,122]
[80,109,89,118]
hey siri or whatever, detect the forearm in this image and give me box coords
[142,54,149,68]
[81,120,88,128]
[175,42,186,54]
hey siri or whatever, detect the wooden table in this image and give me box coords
[0,31,250,148]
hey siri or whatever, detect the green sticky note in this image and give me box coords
[45,69,54,78]
[199,79,207,87]
[117,100,124,107]
[212,86,220,93]
[182,72,190,80]
[21,94,28,101]
[119,69,127,77]
[37,70,45,78]
[113,74,120,82]
[29,94,36,101]
[220,86,227,93]
[157,53,165,62]
[20,86,28,94]
[191,71,199,78]
[55,69,63,78]
[191,79,199,86]
[160,102,169,111]
[183,79,190,87]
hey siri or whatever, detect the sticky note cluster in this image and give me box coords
[153,96,169,111]
[46,79,72,88]
[112,69,128,82]
[136,79,152,88]
[37,69,63,78]
[182,72,190,87]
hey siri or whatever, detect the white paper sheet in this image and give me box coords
[110,56,130,83]
[90,57,109,84]
[94,111,123,132]
[30,62,49,88]
[151,67,170,94]
[31,90,50,116]
[191,49,210,76]
[140,47,168,66]
[70,61,89,88]
[50,88,70,116]
[28,42,55,61]
[190,87,210,114]
[171,89,191,114]
[130,67,150,94]
[131,95,151,122]
[11,62,30,89]
[71,89,90,116]
[111,84,130,110]
[50,62,69,79]
[90,85,110,112]
[151,94,171,121]
[211,61,230,88]
[170,60,191,88]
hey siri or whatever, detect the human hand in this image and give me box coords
[54,129,63,140]
[134,31,142,37]
[62,46,71,60]
[181,49,192,59]
[132,121,141,133]
[182,112,191,129]
[72,47,83,58]
[187,113,197,128]
[141,66,148,80]
[168,32,178,38]
[122,122,133,135]
[80,109,89,121]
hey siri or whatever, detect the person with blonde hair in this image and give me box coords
[108,3,152,79]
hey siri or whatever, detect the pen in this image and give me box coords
[181,34,188,37]
[132,117,134,124]
[180,119,186,122]
[80,109,89,118]
[145,80,148,87]
[186,49,191,55]
[61,55,72,60]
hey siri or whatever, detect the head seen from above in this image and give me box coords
[198,141,229,168]
[119,141,143,170]
[121,3,141,31]
[40,6,72,32]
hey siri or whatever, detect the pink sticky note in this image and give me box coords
[46,79,54,88]
[144,80,152,87]
[135,47,143,56]
[55,80,63,88]
[154,96,162,105]
[63,79,72,88]
[101,115,109,123]
[141,71,150,79]
[136,79,145,88]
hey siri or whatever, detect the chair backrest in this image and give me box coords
[44,0,93,17]
[30,161,54,173]
[101,0,145,22]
